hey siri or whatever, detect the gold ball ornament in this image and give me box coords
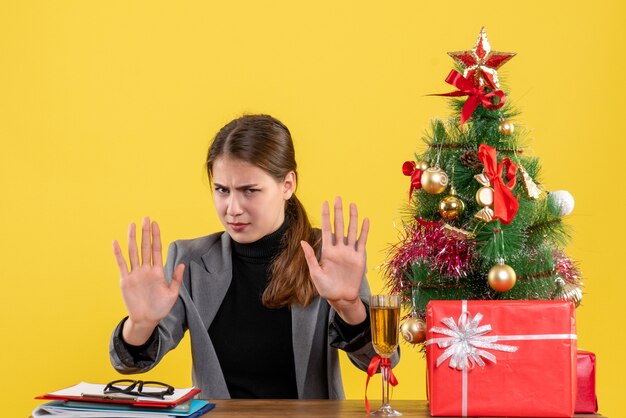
[420,167,449,194]
[439,194,465,220]
[401,316,427,344]
[487,262,517,292]
[498,120,515,136]
[417,161,429,171]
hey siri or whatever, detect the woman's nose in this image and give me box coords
[226,194,244,216]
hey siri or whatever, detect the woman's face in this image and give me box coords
[211,156,295,244]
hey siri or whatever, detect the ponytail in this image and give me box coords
[262,195,321,308]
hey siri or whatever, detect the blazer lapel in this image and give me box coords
[292,297,323,397]
[192,232,233,329]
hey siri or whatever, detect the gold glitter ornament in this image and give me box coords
[438,187,465,220]
[420,166,449,194]
[487,261,517,292]
[498,120,515,136]
[401,316,427,344]
[475,207,494,222]
[443,224,476,240]
[519,167,541,199]
[555,277,583,307]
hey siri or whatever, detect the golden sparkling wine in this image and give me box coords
[370,306,400,357]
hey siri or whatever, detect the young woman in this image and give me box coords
[109,114,398,399]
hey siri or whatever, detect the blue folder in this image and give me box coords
[34,399,215,417]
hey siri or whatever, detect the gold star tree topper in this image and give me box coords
[448,27,516,89]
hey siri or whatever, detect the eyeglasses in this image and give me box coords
[104,379,175,399]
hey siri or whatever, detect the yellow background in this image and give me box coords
[1,1,624,416]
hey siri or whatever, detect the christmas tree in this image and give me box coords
[385,28,583,345]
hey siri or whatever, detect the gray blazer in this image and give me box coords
[109,232,398,399]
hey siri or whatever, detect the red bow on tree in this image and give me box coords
[402,161,423,203]
[478,144,519,224]
[431,70,506,127]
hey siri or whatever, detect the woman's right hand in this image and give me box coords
[113,217,185,346]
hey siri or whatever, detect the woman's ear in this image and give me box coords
[283,171,296,200]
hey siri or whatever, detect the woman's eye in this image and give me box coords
[215,187,228,194]
[245,189,260,195]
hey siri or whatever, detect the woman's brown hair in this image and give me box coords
[206,114,320,308]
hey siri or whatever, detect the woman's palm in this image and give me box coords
[113,218,184,327]
[301,197,369,306]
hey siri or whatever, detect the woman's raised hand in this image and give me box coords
[112,217,185,345]
[300,197,369,325]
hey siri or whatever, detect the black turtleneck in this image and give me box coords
[208,219,298,399]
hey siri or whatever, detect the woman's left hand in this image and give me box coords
[301,196,369,325]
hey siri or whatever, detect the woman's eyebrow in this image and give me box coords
[213,182,260,190]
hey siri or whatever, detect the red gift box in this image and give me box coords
[575,350,598,413]
[426,300,577,417]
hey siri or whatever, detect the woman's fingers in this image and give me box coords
[357,217,370,254]
[320,201,333,246]
[347,203,358,247]
[128,222,139,269]
[321,198,366,249]
[333,197,345,242]
[151,221,163,267]
[169,264,185,295]
[141,217,151,265]
[126,218,163,271]
[112,240,129,277]
[300,240,323,279]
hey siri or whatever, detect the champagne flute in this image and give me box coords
[369,294,401,416]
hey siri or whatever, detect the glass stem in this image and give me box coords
[381,360,391,407]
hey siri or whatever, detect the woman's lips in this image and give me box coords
[229,223,249,232]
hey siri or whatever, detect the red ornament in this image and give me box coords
[402,161,423,203]
[448,27,516,89]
